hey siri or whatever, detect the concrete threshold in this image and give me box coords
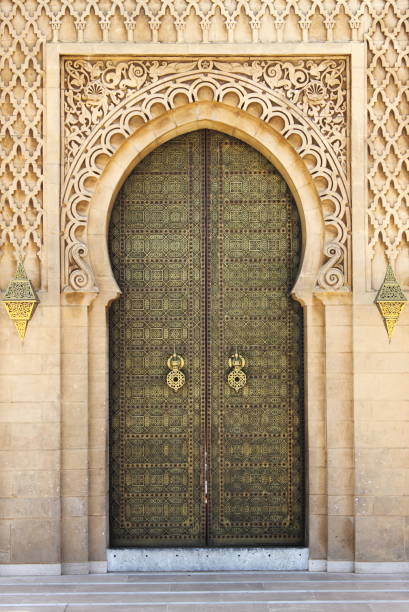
[107,547,309,572]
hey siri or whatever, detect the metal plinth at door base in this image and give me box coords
[107,548,309,572]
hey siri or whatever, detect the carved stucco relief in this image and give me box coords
[62,56,350,293]
[1,1,407,291]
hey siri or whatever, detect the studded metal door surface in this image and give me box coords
[109,130,304,548]
[206,131,304,545]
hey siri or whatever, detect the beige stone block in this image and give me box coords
[328,448,354,468]
[328,515,354,560]
[355,351,409,373]
[405,517,409,561]
[89,449,106,470]
[13,471,60,498]
[0,450,60,471]
[89,397,108,420]
[355,420,409,448]
[356,466,407,496]
[0,423,60,450]
[62,496,87,517]
[0,403,43,423]
[0,520,11,553]
[325,305,352,326]
[354,304,396,326]
[306,399,325,422]
[308,419,325,448]
[62,516,88,563]
[62,375,88,402]
[62,401,88,424]
[327,468,354,495]
[307,325,324,352]
[89,373,107,399]
[308,515,327,559]
[355,325,409,353]
[61,329,88,354]
[355,372,409,401]
[327,420,353,449]
[327,399,353,421]
[62,470,88,497]
[11,519,60,563]
[355,496,375,516]
[326,325,352,353]
[62,449,88,470]
[328,495,354,516]
[41,354,60,375]
[306,352,324,372]
[63,353,87,375]
[16,328,60,355]
[309,494,327,515]
[355,399,409,422]
[0,353,44,375]
[326,353,352,373]
[89,515,108,561]
[42,401,60,423]
[0,472,13,497]
[356,448,409,470]
[10,374,59,403]
[62,423,88,449]
[326,374,353,401]
[0,498,59,519]
[308,375,326,400]
[89,469,107,497]
[89,418,107,449]
[309,447,326,467]
[0,378,12,402]
[309,466,326,494]
[61,305,88,327]
[30,306,59,329]
[89,495,106,516]
[373,496,409,516]
[356,516,405,562]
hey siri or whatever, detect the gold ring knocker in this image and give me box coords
[166,352,186,392]
[227,350,247,392]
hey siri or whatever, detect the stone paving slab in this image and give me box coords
[0,572,408,611]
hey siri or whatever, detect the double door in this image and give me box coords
[109,130,304,547]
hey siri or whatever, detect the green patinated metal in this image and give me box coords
[109,130,304,548]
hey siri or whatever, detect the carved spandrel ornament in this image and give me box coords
[1,261,39,340]
[62,56,350,294]
[375,264,407,342]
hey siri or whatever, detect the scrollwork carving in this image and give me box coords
[62,56,350,292]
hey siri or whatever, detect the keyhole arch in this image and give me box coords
[86,102,324,307]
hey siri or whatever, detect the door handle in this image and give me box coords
[227,351,247,392]
[166,352,186,392]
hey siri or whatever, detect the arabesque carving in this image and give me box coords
[62,56,350,292]
[1,1,407,291]
[366,1,408,289]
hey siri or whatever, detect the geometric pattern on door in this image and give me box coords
[109,130,304,547]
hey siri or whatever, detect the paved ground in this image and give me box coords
[0,571,408,611]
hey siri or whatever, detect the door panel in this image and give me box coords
[109,132,207,547]
[206,131,304,545]
[109,130,304,548]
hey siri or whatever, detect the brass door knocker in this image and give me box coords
[166,352,186,392]
[227,351,247,392]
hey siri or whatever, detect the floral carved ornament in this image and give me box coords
[62,57,350,292]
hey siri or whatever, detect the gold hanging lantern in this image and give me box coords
[1,261,39,339]
[375,263,407,341]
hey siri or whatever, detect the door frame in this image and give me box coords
[47,43,365,573]
[90,103,323,566]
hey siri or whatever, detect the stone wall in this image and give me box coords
[0,0,408,574]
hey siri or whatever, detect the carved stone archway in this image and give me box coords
[62,56,350,294]
[86,102,324,304]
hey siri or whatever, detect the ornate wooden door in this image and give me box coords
[109,130,304,548]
